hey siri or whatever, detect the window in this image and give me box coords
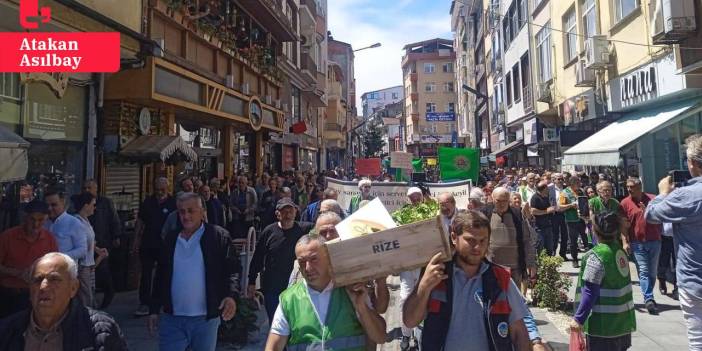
[505,72,512,106]
[426,103,436,112]
[512,65,521,102]
[520,54,530,90]
[0,73,20,100]
[392,92,399,99]
[536,24,552,83]
[443,63,453,73]
[424,63,436,73]
[517,0,527,28]
[425,83,436,92]
[563,9,577,62]
[292,86,301,121]
[581,0,597,39]
[448,103,455,113]
[510,5,518,39]
[614,0,637,22]
[503,18,511,50]
[445,82,454,92]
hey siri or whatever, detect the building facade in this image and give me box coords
[402,38,459,158]
[361,85,404,119]
[327,34,356,168]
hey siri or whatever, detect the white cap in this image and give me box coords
[407,187,422,196]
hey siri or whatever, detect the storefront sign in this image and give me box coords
[248,97,263,131]
[620,66,657,107]
[523,118,539,145]
[426,112,456,122]
[390,151,413,170]
[420,134,452,143]
[355,158,382,176]
[559,90,599,125]
[543,128,559,142]
[326,177,472,212]
[138,107,151,135]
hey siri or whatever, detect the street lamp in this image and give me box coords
[353,42,382,52]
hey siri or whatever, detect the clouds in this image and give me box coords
[327,0,452,109]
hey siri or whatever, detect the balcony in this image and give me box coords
[410,73,418,82]
[301,52,317,84]
[410,92,418,101]
[522,85,533,113]
[324,122,344,141]
[238,0,298,42]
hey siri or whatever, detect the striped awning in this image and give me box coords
[120,136,197,163]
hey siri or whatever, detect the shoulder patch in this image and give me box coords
[615,250,630,277]
[497,321,509,338]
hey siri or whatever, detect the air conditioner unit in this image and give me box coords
[536,82,553,103]
[242,83,250,95]
[584,35,610,69]
[575,60,595,87]
[652,0,697,44]
[225,74,235,89]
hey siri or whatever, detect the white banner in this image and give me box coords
[327,177,472,213]
[390,151,413,170]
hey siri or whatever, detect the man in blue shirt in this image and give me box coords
[645,134,702,351]
[44,189,87,263]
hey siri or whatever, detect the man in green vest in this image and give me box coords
[265,234,387,351]
[348,179,374,214]
[571,211,636,350]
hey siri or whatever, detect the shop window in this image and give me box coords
[0,73,21,129]
[24,83,86,142]
[27,142,84,197]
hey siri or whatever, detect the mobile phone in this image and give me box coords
[669,170,691,187]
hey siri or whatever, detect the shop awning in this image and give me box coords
[489,139,524,157]
[120,136,197,163]
[563,100,700,166]
[0,126,30,183]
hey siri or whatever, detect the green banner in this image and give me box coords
[438,147,480,182]
[412,159,423,172]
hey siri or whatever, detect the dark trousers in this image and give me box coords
[567,221,586,261]
[139,248,160,306]
[553,213,569,256]
[587,333,631,351]
[535,225,555,256]
[95,256,115,308]
[0,287,30,319]
[658,236,677,284]
[264,292,281,325]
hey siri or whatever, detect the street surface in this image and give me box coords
[110,260,687,350]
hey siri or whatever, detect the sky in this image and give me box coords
[327,0,453,110]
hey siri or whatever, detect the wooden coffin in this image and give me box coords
[326,216,452,287]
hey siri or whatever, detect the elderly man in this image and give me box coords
[589,180,622,251]
[230,175,258,238]
[349,179,374,214]
[0,253,127,350]
[467,187,485,211]
[133,177,177,317]
[620,177,662,315]
[200,185,224,227]
[43,190,87,265]
[519,173,538,204]
[0,201,58,318]
[301,188,340,223]
[179,178,194,195]
[319,199,345,218]
[148,193,240,351]
[481,187,536,288]
[83,179,122,309]
[248,198,314,323]
[438,192,459,237]
[404,211,532,351]
[550,173,570,261]
[646,134,702,349]
[559,177,588,267]
[265,234,387,351]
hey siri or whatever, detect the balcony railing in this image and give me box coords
[522,85,533,113]
[325,122,342,131]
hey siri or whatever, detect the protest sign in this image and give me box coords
[355,158,381,176]
[326,177,472,213]
[390,151,414,170]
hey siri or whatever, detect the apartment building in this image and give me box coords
[361,86,404,119]
[327,34,356,168]
[402,38,459,158]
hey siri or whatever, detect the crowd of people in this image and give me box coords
[0,134,701,350]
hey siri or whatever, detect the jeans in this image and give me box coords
[631,240,662,303]
[535,226,554,256]
[159,314,221,351]
[139,248,161,306]
[567,221,586,261]
[553,213,569,256]
[264,292,281,325]
[658,236,677,285]
[680,288,702,351]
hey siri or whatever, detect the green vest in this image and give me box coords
[575,242,636,337]
[561,187,581,222]
[589,196,619,215]
[280,282,366,351]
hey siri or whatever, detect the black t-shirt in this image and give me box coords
[530,193,552,228]
[138,195,177,248]
[248,221,314,294]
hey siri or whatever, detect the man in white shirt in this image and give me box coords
[438,192,459,237]
[265,234,386,351]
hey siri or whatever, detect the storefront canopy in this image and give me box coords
[489,139,524,157]
[120,136,197,163]
[563,100,700,166]
[0,125,30,183]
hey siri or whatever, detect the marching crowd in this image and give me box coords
[0,134,701,350]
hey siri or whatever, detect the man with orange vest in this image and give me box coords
[403,210,532,351]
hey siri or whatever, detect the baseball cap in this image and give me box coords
[25,200,49,214]
[276,197,298,210]
[407,187,422,196]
